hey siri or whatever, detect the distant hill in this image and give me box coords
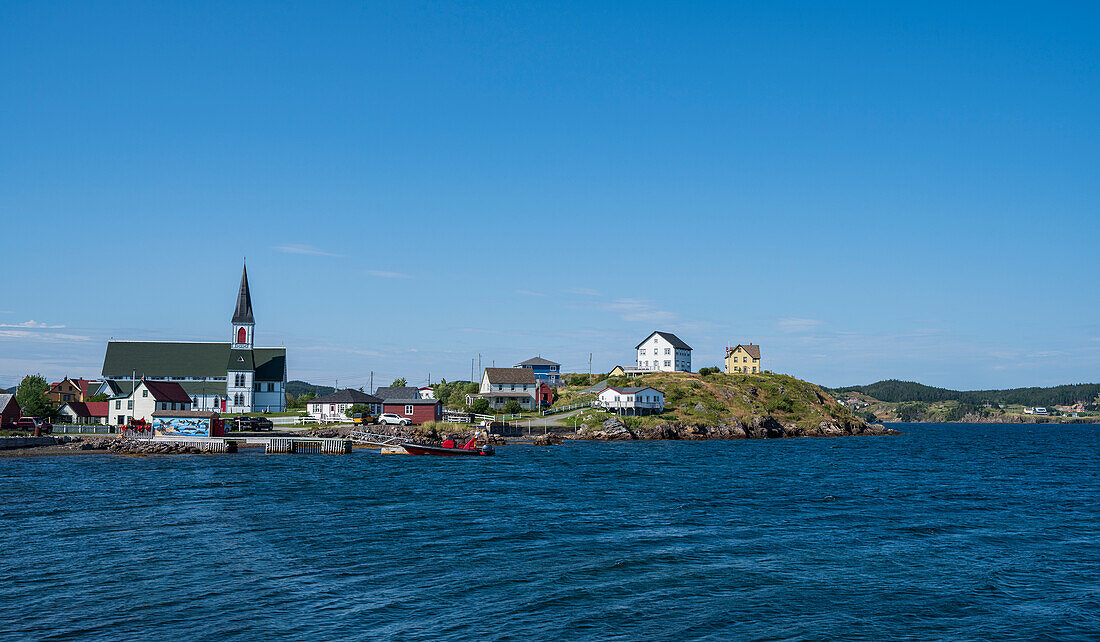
[832,379,1100,407]
[286,380,335,398]
[3,386,15,394]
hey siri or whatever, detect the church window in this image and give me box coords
[238,327,247,344]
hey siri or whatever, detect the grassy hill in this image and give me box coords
[286,380,335,398]
[833,379,1100,407]
[555,371,889,439]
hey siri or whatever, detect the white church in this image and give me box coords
[98,265,288,413]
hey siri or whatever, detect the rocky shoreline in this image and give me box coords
[575,416,899,441]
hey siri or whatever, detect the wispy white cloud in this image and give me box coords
[0,329,91,342]
[777,317,823,333]
[272,244,344,257]
[0,320,65,329]
[605,298,676,323]
[565,287,601,297]
[365,270,412,279]
[515,289,546,297]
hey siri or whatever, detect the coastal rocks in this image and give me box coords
[585,417,637,440]
[531,433,562,446]
[69,438,233,454]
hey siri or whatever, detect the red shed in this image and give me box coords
[0,394,20,427]
[382,399,442,425]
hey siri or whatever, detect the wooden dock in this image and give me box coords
[145,435,353,454]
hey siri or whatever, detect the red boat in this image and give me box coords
[400,437,495,457]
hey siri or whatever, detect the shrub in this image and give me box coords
[504,400,522,414]
[698,367,721,376]
[470,398,491,414]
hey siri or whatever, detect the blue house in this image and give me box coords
[515,357,562,386]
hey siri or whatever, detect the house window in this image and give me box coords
[115,400,120,409]
[267,383,274,392]
[127,400,133,409]
[665,348,670,355]
[404,405,414,415]
[142,390,148,397]
[640,349,645,355]
[664,360,671,367]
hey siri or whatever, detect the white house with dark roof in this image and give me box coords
[307,389,383,422]
[596,386,665,415]
[99,265,287,414]
[107,379,194,425]
[475,368,540,410]
[635,331,692,373]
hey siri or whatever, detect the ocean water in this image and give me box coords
[1,424,1097,640]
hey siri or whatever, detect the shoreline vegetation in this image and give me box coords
[832,380,1100,424]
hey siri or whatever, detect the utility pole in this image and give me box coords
[589,353,593,385]
[471,358,474,383]
[478,353,481,380]
[370,371,373,394]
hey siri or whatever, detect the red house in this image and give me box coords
[382,399,442,425]
[0,394,20,427]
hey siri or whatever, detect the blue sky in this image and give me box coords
[2,1,1098,390]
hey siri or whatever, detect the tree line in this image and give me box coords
[833,379,1100,407]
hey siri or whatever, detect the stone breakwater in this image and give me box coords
[70,438,234,454]
[577,416,900,441]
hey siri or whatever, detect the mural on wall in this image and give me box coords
[153,417,211,437]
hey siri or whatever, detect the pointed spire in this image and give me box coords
[232,263,254,324]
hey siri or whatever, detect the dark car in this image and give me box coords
[232,416,274,431]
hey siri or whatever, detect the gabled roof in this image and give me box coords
[382,398,440,405]
[308,389,383,405]
[60,401,109,417]
[483,368,537,384]
[373,386,421,400]
[102,342,286,379]
[142,380,193,403]
[600,386,661,396]
[152,410,220,419]
[635,331,692,351]
[233,264,254,324]
[516,357,560,367]
[0,393,17,413]
[727,344,761,359]
[228,349,255,371]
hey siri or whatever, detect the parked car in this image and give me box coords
[13,418,52,434]
[378,413,410,426]
[352,412,376,425]
[233,416,273,431]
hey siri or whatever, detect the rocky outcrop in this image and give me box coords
[578,415,898,441]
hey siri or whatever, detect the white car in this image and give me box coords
[378,413,410,426]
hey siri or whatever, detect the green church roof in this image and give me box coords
[102,342,285,381]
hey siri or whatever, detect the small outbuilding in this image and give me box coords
[0,394,20,427]
[381,399,442,425]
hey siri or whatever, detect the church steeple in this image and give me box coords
[232,264,254,324]
[231,263,255,350]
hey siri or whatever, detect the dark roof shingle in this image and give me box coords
[373,386,421,400]
[308,389,383,405]
[515,357,560,367]
[483,368,537,384]
[635,331,692,351]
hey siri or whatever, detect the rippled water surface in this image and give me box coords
[2,424,1098,640]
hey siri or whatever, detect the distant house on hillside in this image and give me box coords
[514,357,562,386]
[725,344,762,374]
[418,387,435,399]
[635,331,692,373]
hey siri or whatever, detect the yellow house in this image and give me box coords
[725,344,761,374]
[608,365,626,377]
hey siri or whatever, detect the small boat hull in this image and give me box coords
[400,442,495,456]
